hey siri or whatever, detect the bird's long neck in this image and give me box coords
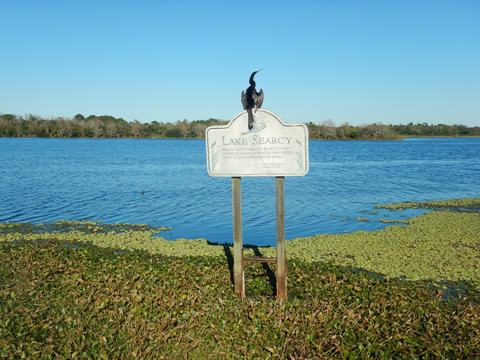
[249,73,256,87]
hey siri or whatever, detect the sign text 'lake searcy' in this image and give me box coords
[206,109,309,176]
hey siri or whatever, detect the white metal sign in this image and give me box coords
[206,109,309,177]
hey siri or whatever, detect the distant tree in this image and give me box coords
[130,120,142,137]
[319,119,336,139]
[165,127,183,138]
[74,114,85,121]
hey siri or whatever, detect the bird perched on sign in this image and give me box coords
[241,70,264,130]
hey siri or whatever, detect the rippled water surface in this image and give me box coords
[1,138,479,245]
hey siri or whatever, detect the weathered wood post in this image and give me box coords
[276,176,287,300]
[232,176,245,297]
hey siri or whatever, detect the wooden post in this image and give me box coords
[276,176,287,301]
[232,177,245,298]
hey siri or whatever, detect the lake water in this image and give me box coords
[1,138,479,246]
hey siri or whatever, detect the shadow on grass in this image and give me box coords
[223,245,277,297]
[222,245,234,286]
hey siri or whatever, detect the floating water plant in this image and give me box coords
[1,203,479,288]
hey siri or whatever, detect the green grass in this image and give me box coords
[1,240,479,358]
[1,198,480,358]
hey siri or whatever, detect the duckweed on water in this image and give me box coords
[0,221,169,235]
[376,197,480,211]
[286,211,480,287]
[1,206,479,286]
[378,218,406,224]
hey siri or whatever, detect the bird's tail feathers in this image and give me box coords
[247,110,254,130]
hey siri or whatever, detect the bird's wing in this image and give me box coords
[241,91,247,110]
[254,89,264,109]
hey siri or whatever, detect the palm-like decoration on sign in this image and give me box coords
[295,139,304,170]
[210,140,220,170]
[241,70,264,131]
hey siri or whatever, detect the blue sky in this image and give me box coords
[1,0,479,125]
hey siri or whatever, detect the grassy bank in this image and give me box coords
[1,199,479,358]
[1,241,479,358]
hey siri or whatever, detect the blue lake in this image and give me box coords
[1,137,479,246]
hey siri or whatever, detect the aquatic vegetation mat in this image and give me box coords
[2,207,479,287]
[286,211,480,287]
[376,197,480,212]
[0,240,479,358]
[0,221,167,235]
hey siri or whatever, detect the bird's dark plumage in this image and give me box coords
[241,70,264,130]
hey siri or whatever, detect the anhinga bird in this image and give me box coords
[241,70,264,130]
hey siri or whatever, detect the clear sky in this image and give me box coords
[1,0,479,125]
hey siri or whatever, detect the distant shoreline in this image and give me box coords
[2,114,479,140]
[1,135,480,140]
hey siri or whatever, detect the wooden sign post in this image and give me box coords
[232,177,244,297]
[231,176,286,300]
[206,109,308,300]
[275,176,286,300]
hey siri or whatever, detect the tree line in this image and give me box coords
[0,113,479,140]
[0,114,227,139]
